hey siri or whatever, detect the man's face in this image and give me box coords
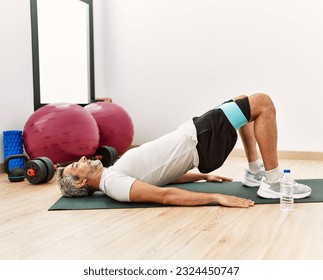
[63,156,103,180]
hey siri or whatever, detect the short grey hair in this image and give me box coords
[56,167,95,197]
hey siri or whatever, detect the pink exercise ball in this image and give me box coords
[23,103,99,163]
[84,102,134,155]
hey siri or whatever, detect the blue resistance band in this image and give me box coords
[217,102,248,130]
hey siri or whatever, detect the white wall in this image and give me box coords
[1,0,323,165]
[102,0,323,152]
[0,0,34,162]
[0,0,105,163]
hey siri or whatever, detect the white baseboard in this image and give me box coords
[230,149,323,161]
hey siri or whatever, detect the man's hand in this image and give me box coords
[206,175,233,183]
[215,193,255,208]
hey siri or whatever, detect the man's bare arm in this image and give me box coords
[129,180,254,208]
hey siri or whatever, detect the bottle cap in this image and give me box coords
[283,169,291,173]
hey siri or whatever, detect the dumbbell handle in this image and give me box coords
[54,155,103,169]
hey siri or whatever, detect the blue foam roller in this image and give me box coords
[3,130,24,171]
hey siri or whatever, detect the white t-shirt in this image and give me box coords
[99,120,199,202]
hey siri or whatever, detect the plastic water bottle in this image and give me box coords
[280,169,294,211]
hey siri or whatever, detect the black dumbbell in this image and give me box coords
[4,154,29,182]
[24,146,118,184]
[24,157,55,184]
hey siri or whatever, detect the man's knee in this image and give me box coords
[249,93,276,119]
[259,93,275,112]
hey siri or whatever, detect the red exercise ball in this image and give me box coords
[23,103,99,163]
[84,102,134,155]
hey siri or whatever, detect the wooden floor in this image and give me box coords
[1,154,323,260]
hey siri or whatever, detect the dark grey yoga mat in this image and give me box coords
[48,179,323,211]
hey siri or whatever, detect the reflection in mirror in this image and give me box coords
[30,0,95,110]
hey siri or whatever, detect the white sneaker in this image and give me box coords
[242,168,265,187]
[257,179,312,199]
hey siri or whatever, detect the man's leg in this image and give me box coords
[236,93,311,199]
[236,93,278,172]
[238,120,266,186]
[238,121,259,163]
[234,94,277,186]
[247,93,279,170]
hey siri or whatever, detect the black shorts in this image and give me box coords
[193,97,250,173]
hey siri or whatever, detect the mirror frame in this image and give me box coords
[30,0,95,111]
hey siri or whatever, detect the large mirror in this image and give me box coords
[30,0,95,110]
